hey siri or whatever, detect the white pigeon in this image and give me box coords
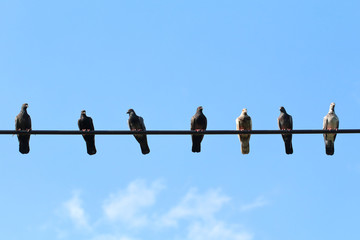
[323,102,339,155]
[236,108,252,154]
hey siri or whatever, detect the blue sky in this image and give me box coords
[1,0,360,239]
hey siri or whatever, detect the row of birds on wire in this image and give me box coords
[14,102,339,156]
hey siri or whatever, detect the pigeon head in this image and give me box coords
[21,103,29,111]
[242,108,248,115]
[279,106,286,113]
[329,102,335,112]
[127,109,135,115]
[197,106,203,112]
[81,110,86,116]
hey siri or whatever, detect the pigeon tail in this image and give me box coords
[192,135,203,153]
[134,135,150,155]
[241,142,250,154]
[140,142,150,155]
[192,142,201,153]
[284,141,293,154]
[19,139,30,154]
[86,140,97,155]
[18,136,30,154]
[325,141,334,155]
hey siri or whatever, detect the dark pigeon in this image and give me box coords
[190,106,207,153]
[15,103,31,154]
[277,106,293,154]
[78,110,97,155]
[323,102,339,155]
[127,109,150,155]
[236,108,252,154]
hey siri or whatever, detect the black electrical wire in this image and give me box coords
[2,129,357,135]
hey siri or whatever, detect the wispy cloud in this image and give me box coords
[63,191,90,230]
[240,196,268,212]
[53,180,261,240]
[102,179,165,227]
[158,188,230,227]
[158,188,252,240]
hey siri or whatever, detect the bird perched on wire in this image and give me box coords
[236,108,252,154]
[78,110,97,155]
[190,106,207,153]
[15,103,32,154]
[277,106,293,154]
[323,102,339,155]
[127,109,150,155]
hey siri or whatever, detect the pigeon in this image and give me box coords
[323,102,339,155]
[127,109,150,155]
[78,110,97,155]
[277,106,293,154]
[236,108,252,154]
[15,103,32,154]
[190,106,207,153]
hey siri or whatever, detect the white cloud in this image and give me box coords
[158,188,230,227]
[187,221,253,240]
[157,188,253,239]
[102,179,165,227]
[53,180,261,240]
[240,196,268,212]
[63,191,90,230]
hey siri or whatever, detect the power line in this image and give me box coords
[3,129,357,135]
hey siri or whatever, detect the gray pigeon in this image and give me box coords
[277,106,293,154]
[78,110,97,155]
[323,102,339,155]
[15,103,32,154]
[190,106,207,153]
[127,109,150,155]
[236,108,252,154]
